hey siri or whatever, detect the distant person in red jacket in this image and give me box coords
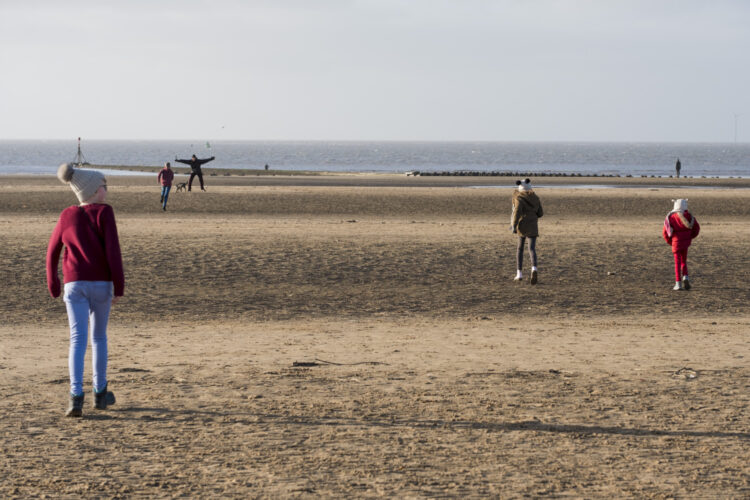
[175,154,214,192]
[662,198,700,291]
[47,163,123,417]
[157,161,174,211]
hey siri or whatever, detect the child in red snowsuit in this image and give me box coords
[662,198,700,290]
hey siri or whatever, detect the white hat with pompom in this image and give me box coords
[57,163,106,203]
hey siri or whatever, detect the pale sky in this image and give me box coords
[1,0,749,142]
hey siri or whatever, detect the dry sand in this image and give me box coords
[0,174,748,498]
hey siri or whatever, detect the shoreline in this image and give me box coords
[3,171,750,189]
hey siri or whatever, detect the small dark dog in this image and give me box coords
[175,182,188,192]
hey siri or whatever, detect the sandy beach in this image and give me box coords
[1,174,748,498]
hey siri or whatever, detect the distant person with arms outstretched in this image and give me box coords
[175,154,215,192]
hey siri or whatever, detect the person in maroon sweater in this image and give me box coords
[47,163,124,417]
[662,198,700,291]
[157,161,175,211]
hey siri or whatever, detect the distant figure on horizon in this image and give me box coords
[510,178,544,284]
[157,162,174,211]
[175,154,215,192]
[663,198,700,291]
[675,158,681,178]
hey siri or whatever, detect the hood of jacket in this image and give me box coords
[513,190,541,212]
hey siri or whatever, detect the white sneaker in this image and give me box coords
[514,273,523,282]
[672,281,684,291]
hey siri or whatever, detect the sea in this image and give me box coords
[1,140,749,178]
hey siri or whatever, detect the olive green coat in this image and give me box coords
[511,190,543,237]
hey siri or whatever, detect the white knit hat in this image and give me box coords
[516,178,532,191]
[57,163,106,203]
[671,198,688,213]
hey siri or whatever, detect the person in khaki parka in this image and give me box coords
[510,178,543,284]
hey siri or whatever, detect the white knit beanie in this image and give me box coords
[516,178,532,192]
[57,163,106,203]
[671,198,688,213]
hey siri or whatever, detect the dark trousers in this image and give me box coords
[188,171,204,190]
[517,236,537,270]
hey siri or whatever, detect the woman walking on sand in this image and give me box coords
[157,161,174,211]
[663,198,700,290]
[47,163,123,417]
[510,178,544,284]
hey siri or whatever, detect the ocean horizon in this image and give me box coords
[1,139,749,178]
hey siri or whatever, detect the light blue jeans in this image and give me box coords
[63,281,113,396]
[161,185,171,209]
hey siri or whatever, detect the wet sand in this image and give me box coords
[1,174,748,497]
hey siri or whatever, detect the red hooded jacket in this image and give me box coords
[662,210,700,252]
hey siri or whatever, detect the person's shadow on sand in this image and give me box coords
[113,407,750,440]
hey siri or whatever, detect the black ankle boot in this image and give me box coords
[66,394,84,417]
[94,384,116,410]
